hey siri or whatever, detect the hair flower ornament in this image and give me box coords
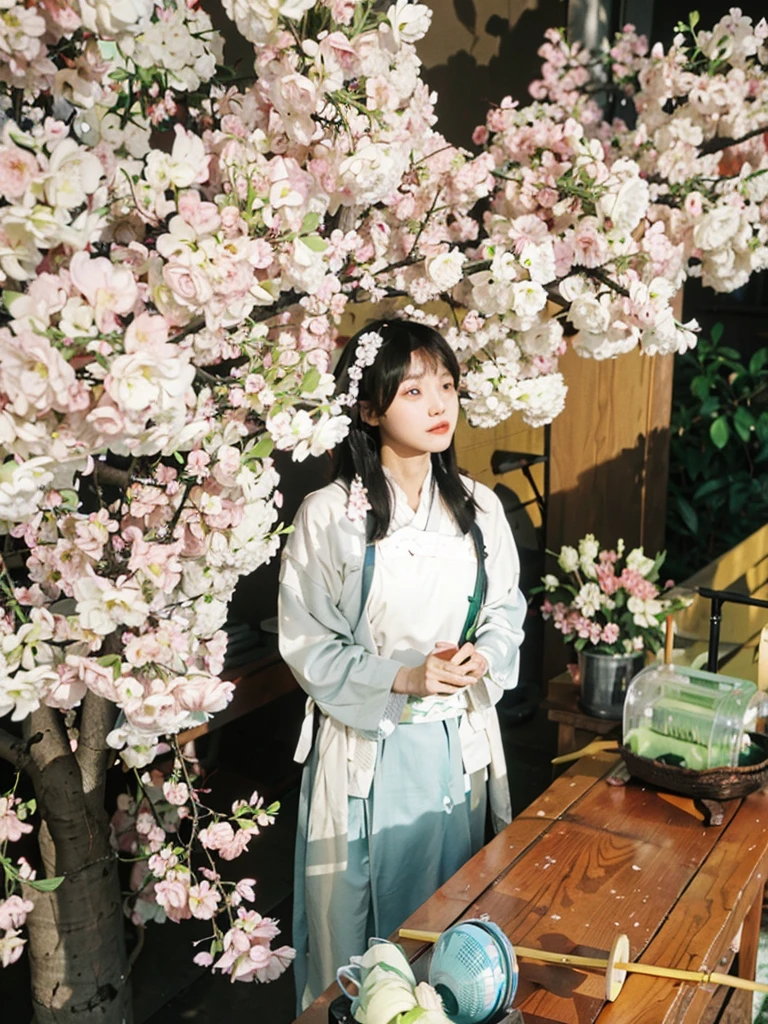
[346,474,372,523]
[337,330,385,408]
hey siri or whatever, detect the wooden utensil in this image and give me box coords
[398,927,768,1002]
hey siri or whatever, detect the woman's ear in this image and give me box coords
[359,401,379,427]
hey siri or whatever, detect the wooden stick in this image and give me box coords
[397,929,768,995]
[551,739,618,765]
[664,614,674,664]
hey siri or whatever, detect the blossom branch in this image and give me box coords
[699,124,768,156]
[0,727,28,769]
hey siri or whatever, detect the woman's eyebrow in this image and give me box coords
[401,367,452,383]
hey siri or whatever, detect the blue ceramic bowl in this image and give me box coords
[429,918,518,1024]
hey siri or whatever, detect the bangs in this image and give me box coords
[355,321,460,416]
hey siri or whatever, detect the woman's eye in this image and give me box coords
[443,381,455,391]
[407,387,421,396]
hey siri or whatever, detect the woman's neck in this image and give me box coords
[380,448,431,512]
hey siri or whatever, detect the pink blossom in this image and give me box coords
[46,663,87,709]
[162,781,189,806]
[0,929,26,968]
[234,878,257,904]
[16,858,36,882]
[619,569,658,600]
[198,821,234,851]
[68,252,139,332]
[154,877,191,923]
[0,145,38,200]
[219,828,252,862]
[0,797,33,844]
[601,623,620,645]
[212,909,295,982]
[177,190,221,234]
[188,881,221,920]
[596,563,620,595]
[172,674,234,715]
[0,895,34,932]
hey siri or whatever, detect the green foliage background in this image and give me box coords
[666,323,768,582]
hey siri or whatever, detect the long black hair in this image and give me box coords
[332,319,478,541]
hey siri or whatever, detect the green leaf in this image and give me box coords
[301,367,321,396]
[750,349,768,375]
[97,654,122,679]
[300,212,321,234]
[710,322,724,344]
[693,477,727,501]
[734,405,755,443]
[709,416,730,449]
[729,481,751,516]
[301,234,327,253]
[249,435,274,460]
[2,289,23,311]
[699,396,720,417]
[690,10,700,28]
[690,375,711,400]
[27,875,65,892]
[676,496,699,535]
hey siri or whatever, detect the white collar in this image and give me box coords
[383,463,436,534]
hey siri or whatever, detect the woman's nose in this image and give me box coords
[428,389,445,414]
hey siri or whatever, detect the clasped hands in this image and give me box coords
[393,642,488,698]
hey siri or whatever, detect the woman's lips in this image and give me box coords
[428,422,450,434]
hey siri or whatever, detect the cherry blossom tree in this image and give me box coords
[0,2,766,1021]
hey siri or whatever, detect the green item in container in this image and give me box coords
[623,664,765,770]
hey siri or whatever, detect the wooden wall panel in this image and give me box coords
[546,346,674,555]
[454,414,545,526]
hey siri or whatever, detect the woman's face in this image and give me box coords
[363,350,459,458]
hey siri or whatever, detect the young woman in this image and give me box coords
[278,319,525,1009]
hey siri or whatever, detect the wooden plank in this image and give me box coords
[597,787,768,1023]
[547,346,666,555]
[295,757,768,1024]
[458,777,737,1022]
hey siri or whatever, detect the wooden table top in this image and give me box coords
[296,751,768,1024]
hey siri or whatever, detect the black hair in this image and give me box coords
[332,318,478,541]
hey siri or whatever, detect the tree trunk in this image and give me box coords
[24,857,133,1024]
[17,696,133,1023]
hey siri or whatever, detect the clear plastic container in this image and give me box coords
[622,664,766,770]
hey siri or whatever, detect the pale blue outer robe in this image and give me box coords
[278,469,525,1009]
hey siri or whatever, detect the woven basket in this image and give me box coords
[618,733,768,801]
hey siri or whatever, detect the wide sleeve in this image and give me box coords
[471,486,526,696]
[278,492,403,733]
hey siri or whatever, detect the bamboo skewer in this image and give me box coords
[551,739,618,765]
[664,613,675,665]
[397,927,768,998]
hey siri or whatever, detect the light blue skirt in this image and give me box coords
[293,717,486,1010]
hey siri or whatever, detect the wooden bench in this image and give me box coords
[295,750,768,1024]
[176,644,297,746]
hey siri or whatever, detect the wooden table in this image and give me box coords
[295,751,768,1024]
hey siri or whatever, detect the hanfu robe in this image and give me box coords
[278,466,525,1009]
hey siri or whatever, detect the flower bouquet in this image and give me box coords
[537,535,692,657]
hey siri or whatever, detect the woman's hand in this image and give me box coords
[392,643,488,697]
[452,642,488,683]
